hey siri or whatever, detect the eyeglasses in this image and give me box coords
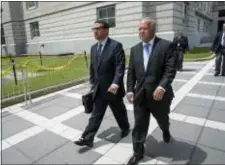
[92,26,105,31]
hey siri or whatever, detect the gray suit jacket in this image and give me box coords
[127,37,176,106]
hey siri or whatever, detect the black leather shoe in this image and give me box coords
[74,138,93,148]
[163,130,171,143]
[221,73,225,76]
[214,73,219,77]
[121,129,130,138]
[127,155,144,165]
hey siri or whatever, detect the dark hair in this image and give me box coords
[95,20,109,29]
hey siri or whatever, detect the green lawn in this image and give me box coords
[184,47,213,61]
[184,52,212,60]
[2,55,89,99]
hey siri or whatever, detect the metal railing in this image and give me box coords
[1,53,90,106]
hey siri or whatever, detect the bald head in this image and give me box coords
[139,17,156,42]
[178,31,183,36]
[140,17,156,31]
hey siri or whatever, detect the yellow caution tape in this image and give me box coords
[2,54,86,76]
[1,67,12,78]
[26,55,83,71]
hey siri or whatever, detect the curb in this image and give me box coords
[184,54,215,62]
[1,77,89,108]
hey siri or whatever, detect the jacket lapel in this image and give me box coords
[137,42,145,75]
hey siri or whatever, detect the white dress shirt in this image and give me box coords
[143,37,155,71]
[97,37,108,53]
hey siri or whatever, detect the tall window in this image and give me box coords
[26,1,38,10]
[197,19,200,32]
[1,24,6,45]
[204,21,206,32]
[30,22,40,38]
[97,5,116,28]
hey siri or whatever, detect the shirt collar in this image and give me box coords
[142,36,155,47]
[98,37,108,47]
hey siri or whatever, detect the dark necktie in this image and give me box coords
[96,43,102,65]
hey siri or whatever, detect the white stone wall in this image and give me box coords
[1,2,11,23]
[21,1,142,44]
[1,1,217,55]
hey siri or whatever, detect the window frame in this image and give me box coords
[30,21,40,39]
[1,24,6,45]
[26,1,38,10]
[197,19,200,32]
[97,5,116,28]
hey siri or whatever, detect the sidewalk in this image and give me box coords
[1,59,225,164]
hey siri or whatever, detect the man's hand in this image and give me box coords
[153,87,165,101]
[108,84,119,95]
[126,92,134,103]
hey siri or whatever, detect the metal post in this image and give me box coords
[84,51,90,88]
[25,67,32,104]
[22,64,32,106]
[39,44,44,65]
[10,56,18,85]
[84,51,88,68]
[22,66,28,106]
[39,51,43,65]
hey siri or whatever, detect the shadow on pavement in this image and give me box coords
[181,68,198,72]
[78,126,123,154]
[144,135,207,164]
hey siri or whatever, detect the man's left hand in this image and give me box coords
[153,87,165,101]
[108,84,119,95]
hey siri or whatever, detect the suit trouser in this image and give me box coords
[82,91,130,141]
[176,50,184,70]
[132,93,171,156]
[215,50,225,75]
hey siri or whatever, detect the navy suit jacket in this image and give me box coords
[90,37,126,99]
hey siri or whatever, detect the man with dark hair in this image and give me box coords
[173,31,189,71]
[74,21,130,147]
[211,23,225,77]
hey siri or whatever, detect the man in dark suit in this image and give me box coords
[74,20,130,147]
[173,31,189,71]
[211,23,225,77]
[126,18,176,165]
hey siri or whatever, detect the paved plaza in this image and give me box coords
[1,59,225,164]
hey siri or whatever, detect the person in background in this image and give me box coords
[211,23,225,77]
[173,31,189,71]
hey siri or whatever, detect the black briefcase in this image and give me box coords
[82,91,93,114]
